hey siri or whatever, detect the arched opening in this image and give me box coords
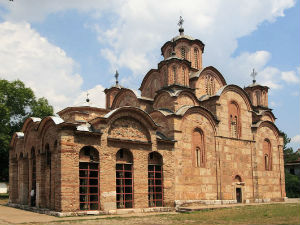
[173,66,177,84]
[234,175,242,182]
[148,152,163,207]
[45,143,51,208]
[116,149,133,209]
[228,101,240,138]
[194,48,199,69]
[30,148,36,207]
[192,128,205,168]
[181,47,186,59]
[263,139,272,171]
[79,146,100,210]
[255,90,261,106]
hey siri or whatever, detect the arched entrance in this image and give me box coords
[79,146,100,210]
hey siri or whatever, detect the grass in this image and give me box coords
[0,193,9,205]
[30,203,300,225]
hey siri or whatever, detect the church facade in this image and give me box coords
[9,25,286,214]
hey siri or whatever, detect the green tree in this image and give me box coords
[0,79,53,181]
[281,131,300,197]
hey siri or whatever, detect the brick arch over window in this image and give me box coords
[192,128,205,168]
[234,175,242,182]
[263,139,272,171]
[228,101,241,138]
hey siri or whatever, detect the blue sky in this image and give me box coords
[0,0,299,150]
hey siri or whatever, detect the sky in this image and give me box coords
[0,0,299,150]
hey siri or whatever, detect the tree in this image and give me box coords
[0,79,53,181]
[281,131,300,197]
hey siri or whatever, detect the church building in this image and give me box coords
[9,20,286,214]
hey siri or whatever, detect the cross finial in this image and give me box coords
[178,16,184,35]
[250,68,257,84]
[86,92,90,103]
[115,70,119,85]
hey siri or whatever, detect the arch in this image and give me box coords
[198,66,227,86]
[148,152,163,207]
[79,146,100,210]
[216,85,253,111]
[228,100,241,138]
[116,149,133,208]
[192,128,205,167]
[37,116,64,136]
[255,90,261,106]
[104,106,159,131]
[139,69,161,97]
[111,89,139,109]
[256,121,281,140]
[234,175,242,182]
[263,139,272,171]
[181,46,186,59]
[21,117,41,133]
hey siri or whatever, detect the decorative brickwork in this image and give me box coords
[9,27,285,214]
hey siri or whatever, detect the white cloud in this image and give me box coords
[281,71,300,84]
[291,134,300,144]
[0,21,83,111]
[73,84,106,108]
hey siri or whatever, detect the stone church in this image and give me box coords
[9,22,286,214]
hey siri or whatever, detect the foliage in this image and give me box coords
[281,131,300,198]
[285,170,300,198]
[0,79,53,181]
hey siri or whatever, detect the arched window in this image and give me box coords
[164,69,168,86]
[181,47,186,59]
[192,129,205,167]
[234,175,242,182]
[255,91,261,106]
[45,143,51,208]
[79,146,100,210]
[173,66,177,84]
[168,49,172,57]
[182,67,186,86]
[205,75,215,96]
[263,139,272,171]
[31,147,36,207]
[148,152,163,207]
[116,149,133,209]
[194,48,199,69]
[228,101,240,138]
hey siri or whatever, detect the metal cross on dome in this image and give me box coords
[178,16,184,29]
[250,68,257,84]
[115,70,119,85]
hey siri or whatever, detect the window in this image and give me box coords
[205,75,215,95]
[173,66,177,84]
[164,69,168,86]
[116,149,133,209]
[263,139,272,171]
[194,48,199,69]
[168,49,172,57]
[182,67,186,86]
[228,101,240,138]
[79,146,100,210]
[148,152,163,207]
[193,129,205,167]
[31,148,36,207]
[181,47,186,59]
[255,91,261,106]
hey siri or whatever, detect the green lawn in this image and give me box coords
[29,203,300,225]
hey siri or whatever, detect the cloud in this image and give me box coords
[73,84,106,108]
[291,134,300,144]
[281,71,300,84]
[0,21,83,111]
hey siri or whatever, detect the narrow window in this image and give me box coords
[164,69,168,86]
[181,47,186,59]
[168,49,172,57]
[228,102,240,138]
[116,149,133,209]
[194,48,199,69]
[79,146,100,210]
[31,148,36,207]
[255,91,260,105]
[148,152,163,207]
[182,67,186,86]
[173,66,177,84]
[263,139,272,171]
[193,129,205,168]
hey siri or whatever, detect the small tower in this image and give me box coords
[244,69,269,108]
[104,70,123,109]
